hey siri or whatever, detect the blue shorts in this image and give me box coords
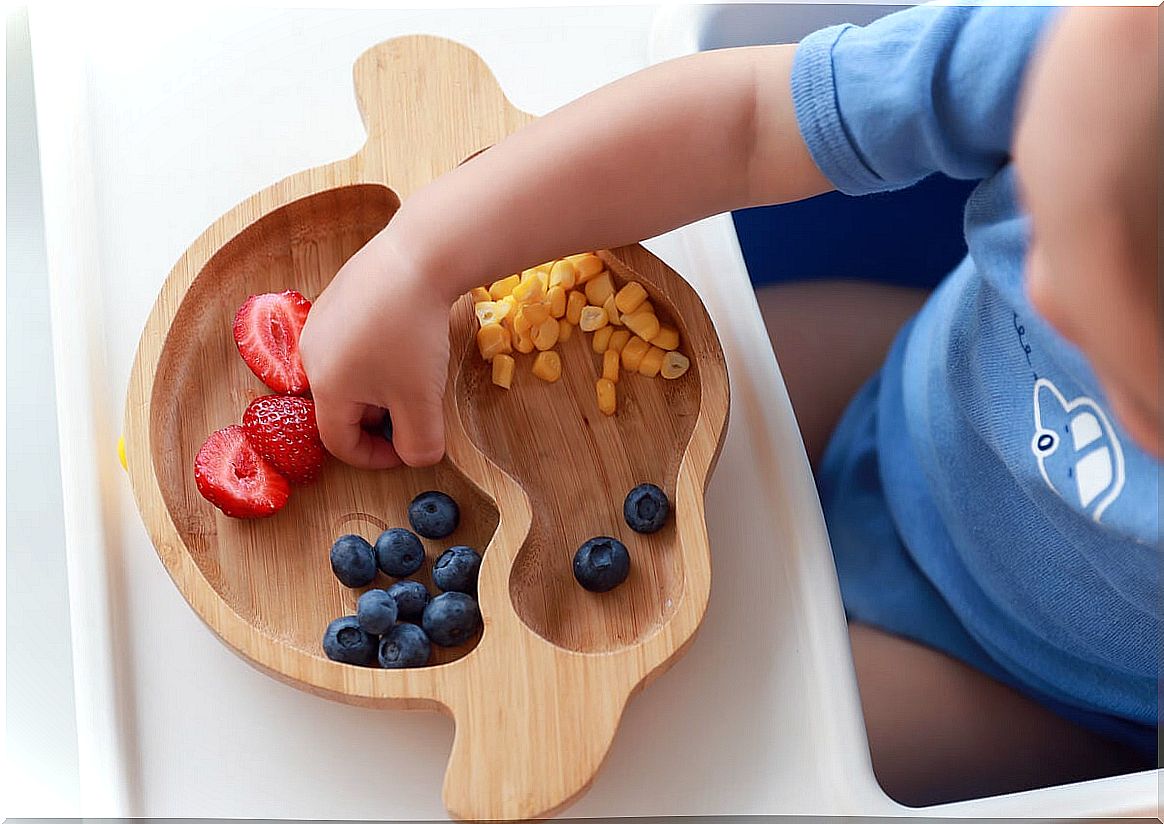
[817,366,1158,758]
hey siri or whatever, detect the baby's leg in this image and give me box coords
[849,623,1153,805]
[755,280,927,467]
[756,281,1152,804]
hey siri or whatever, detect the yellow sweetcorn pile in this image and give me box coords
[469,251,691,416]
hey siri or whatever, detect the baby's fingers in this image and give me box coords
[386,391,446,467]
[314,396,401,470]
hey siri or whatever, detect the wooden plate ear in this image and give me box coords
[351,36,533,200]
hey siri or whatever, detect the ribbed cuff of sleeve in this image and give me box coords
[791,24,887,196]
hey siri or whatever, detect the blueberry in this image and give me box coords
[356,588,398,635]
[322,615,378,666]
[378,623,432,668]
[330,534,377,588]
[432,545,482,593]
[381,410,393,441]
[573,537,630,592]
[623,483,670,534]
[374,528,425,577]
[408,490,460,539]
[387,580,431,622]
[422,592,481,647]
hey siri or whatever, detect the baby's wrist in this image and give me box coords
[377,224,461,309]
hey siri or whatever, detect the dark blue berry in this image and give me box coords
[422,592,481,647]
[378,623,432,668]
[374,528,425,577]
[573,537,630,592]
[387,580,431,622]
[322,615,378,666]
[623,483,670,534]
[356,588,398,635]
[381,410,393,441]
[408,490,459,539]
[432,545,482,593]
[329,534,377,588]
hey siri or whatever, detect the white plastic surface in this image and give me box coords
[27,3,1157,820]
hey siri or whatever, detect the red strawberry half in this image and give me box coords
[194,425,292,518]
[242,395,326,485]
[233,290,312,394]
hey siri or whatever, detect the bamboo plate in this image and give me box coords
[124,35,729,821]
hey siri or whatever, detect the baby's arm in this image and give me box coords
[393,46,830,288]
[300,45,832,467]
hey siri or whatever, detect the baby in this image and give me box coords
[300,4,1160,804]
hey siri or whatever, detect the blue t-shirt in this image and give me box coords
[791,5,1160,737]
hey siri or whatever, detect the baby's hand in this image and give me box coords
[300,231,454,469]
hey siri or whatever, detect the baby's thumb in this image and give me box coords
[387,394,446,467]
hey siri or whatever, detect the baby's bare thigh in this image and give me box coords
[755,280,928,468]
[848,622,1152,807]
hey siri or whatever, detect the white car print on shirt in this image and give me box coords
[1030,378,1126,522]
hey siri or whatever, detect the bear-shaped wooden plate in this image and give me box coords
[124,35,728,821]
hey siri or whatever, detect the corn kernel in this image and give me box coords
[607,329,631,353]
[653,324,680,351]
[603,295,622,326]
[579,305,608,332]
[513,308,533,338]
[622,308,660,342]
[621,335,650,371]
[514,328,534,354]
[638,345,665,378]
[569,253,605,283]
[602,349,620,383]
[512,275,546,304]
[548,259,577,291]
[533,317,560,351]
[614,281,648,315]
[522,302,551,325]
[532,350,562,383]
[475,300,511,327]
[661,350,690,379]
[501,297,517,331]
[527,268,549,290]
[492,353,515,389]
[566,290,587,325]
[596,378,617,416]
[470,286,492,303]
[558,318,573,342]
[592,325,614,353]
[477,324,512,361]
[489,274,521,300]
[584,272,615,307]
[548,286,567,318]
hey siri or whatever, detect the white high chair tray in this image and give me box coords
[27,2,1154,818]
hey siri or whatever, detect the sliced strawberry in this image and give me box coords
[242,395,326,485]
[232,290,312,394]
[194,425,292,518]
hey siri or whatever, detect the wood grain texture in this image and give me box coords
[124,35,729,821]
